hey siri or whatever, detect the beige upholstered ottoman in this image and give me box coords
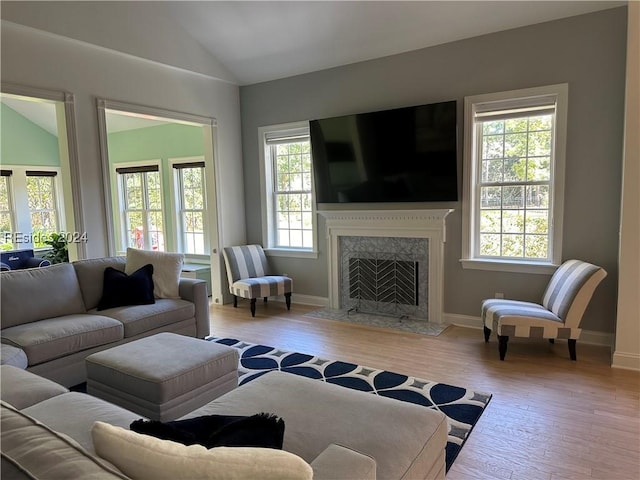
[85,332,239,421]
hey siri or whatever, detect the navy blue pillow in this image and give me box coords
[97,264,155,311]
[130,413,285,450]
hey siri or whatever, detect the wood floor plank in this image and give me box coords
[209,303,640,479]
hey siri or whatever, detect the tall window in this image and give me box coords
[26,171,59,248]
[462,84,568,273]
[0,171,15,250]
[260,123,316,255]
[116,165,165,251]
[174,161,206,255]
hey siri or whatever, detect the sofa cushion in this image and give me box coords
[0,263,86,329]
[185,371,448,480]
[73,257,126,310]
[1,401,129,479]
[1,315,124,366]
[23,392,142,454]
[91,299,194,338]
[97,265,155,311]
[125,248,183,299]
[0,365,68,410]
[92,421,313,480]
[1,344,28,369]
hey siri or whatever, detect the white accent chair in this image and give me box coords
[222,245,292,317]
[482,259,607,361]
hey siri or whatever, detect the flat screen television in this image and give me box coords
[310,100,458,203]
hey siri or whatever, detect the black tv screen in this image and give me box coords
[310,100,458,203]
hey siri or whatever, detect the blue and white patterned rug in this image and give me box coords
[207,337,492,472]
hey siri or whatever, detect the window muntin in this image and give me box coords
[462,85,567,272]
[174,162,206,255]
[117,166,165,251]
[0,172,14,250]
[26,172,59,248]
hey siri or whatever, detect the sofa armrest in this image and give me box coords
[178,278,210,338]
[310,444,376,480]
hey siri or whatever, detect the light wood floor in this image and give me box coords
[209,301,640,480]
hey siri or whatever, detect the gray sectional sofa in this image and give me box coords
[1,365,448,479]
[0,257,210,387]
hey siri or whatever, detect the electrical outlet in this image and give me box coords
[495,292,504,299]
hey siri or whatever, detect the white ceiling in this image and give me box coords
[1,95,58,136]
[160,1,625,85]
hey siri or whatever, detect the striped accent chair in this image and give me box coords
[482,259,607,361]
[222,245,292,317]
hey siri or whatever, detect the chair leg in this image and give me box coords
[483,326,491,342]
[498,335,509,360]
[264,297,268,303]
[285,292,291,310]
[548,338,555,344]
[568,339,577,361]
[233,296,238,308]
[250,298,256,317]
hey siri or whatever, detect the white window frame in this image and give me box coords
[0,172,16,249]
[461,84,568,274]
[0,165,64,251]
[170,156,209,259]
[258,121,318,259]
[112,160,166,253]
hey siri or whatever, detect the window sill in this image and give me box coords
[460,258,558,275]
[265,248,318,260]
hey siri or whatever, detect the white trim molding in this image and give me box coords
[612,351,640,371]
[319,209,453,323]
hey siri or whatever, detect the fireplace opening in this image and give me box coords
[349,257,418,306]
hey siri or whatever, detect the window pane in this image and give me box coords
[525,210,549,234]
[303,230,313,249]
[479,233,501,256]
[502,210,524,233]
[505,118,528,133]
[277,229,290,247]
[482,135,503,159]
[504,157,526,182]
[290,173,303,191]
[481,159,502,183]
[147,172,162,209]
[529,114,552,131]
[480,186,501,208]
[127,212,144,248]
[526,157,551,181]
[290,213,302,229]
[527,130,551,156]
[504,133,527,157]
[502,234,524,257]
[525,234,548,258]
[289,229,303,248]
[480,210,501,233]
[278,212,289,229]
[483,121,504,135]
[502,186,524,209]
[526,185,549,208]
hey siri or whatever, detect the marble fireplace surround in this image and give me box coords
[319,209,453,324]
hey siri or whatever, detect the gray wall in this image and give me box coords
[239,7,627,333]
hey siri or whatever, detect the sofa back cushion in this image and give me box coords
[0,263,86,329]
[1,402,129,479]
[73,257,126,311]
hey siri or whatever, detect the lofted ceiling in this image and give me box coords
[1,1,626,86]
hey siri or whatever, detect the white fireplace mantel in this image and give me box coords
[318,209,453,323]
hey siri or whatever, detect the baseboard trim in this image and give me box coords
[442,313,614,347]
[612,351,640,371]
[272,294,327,307]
